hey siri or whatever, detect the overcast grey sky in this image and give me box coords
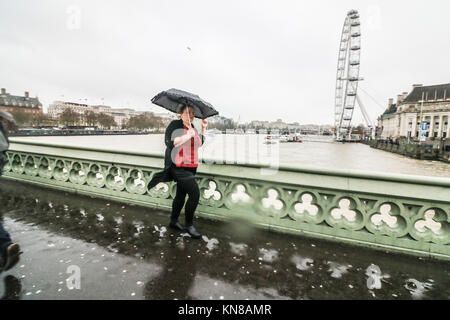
[1,0,449,125]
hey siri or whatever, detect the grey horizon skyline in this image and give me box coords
[1,0,449,126]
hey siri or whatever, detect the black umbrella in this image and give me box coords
[0,110,15,124]
[151,88,219,120]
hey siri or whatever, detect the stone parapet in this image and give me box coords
[2,140,449,260]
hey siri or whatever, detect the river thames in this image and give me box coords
[10,134,450,178]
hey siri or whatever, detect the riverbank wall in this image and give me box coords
[8,129,152,137]
[362,138,450,163]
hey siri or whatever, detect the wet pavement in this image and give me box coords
[0,179,449,300]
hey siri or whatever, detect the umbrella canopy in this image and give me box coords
[0,109,15,124]
[151,88,219,119]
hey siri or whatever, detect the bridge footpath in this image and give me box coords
[0,179,449,300]
[1,140,449,262]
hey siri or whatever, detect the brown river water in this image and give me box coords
[10,134,450,178]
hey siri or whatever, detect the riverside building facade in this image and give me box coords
[48,101,174,129]
[379,83,450,140]
[0,88,43,116]
[48,101,142,128]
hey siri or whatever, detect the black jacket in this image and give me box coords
[148,119,205,189]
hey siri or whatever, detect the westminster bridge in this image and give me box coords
[0,140,449,299]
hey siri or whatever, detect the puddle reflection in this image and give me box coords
[0,180,449,300]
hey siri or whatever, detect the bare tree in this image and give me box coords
[124,114,164,131]
[97,113,116,129]
[59,108,80,127]
[83,110,98,127]
[9,109,33,127]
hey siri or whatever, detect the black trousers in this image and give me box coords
[170,167,200,226]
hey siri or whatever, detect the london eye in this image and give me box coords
[334,9,362,141]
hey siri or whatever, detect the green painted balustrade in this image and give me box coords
[2,140,450,260]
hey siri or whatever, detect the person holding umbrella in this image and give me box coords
[0,110,21,272]
[148,89,219,239]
